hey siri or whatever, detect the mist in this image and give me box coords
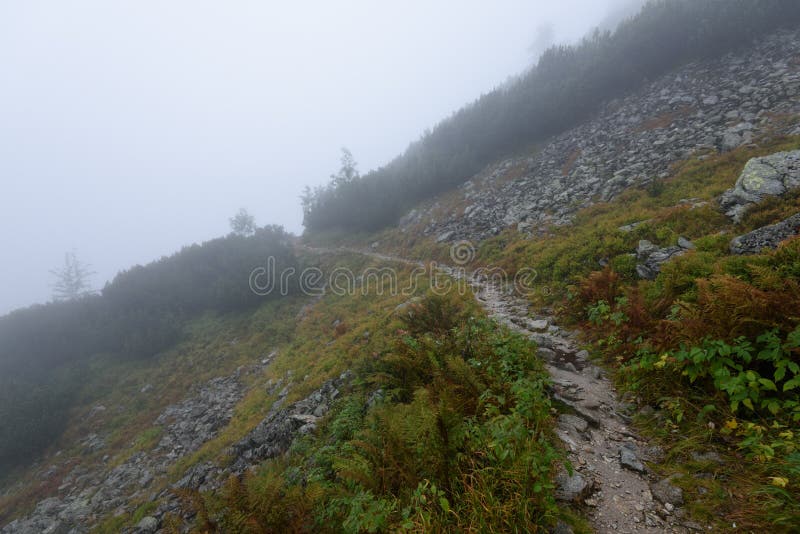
[0,0,642,315]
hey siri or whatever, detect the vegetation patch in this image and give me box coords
[168,292,564,533]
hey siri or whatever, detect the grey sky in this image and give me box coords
[0,0,641,315]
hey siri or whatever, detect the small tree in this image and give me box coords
[331,147,359,187]
[50,251,95,301]
[229,208,256,236]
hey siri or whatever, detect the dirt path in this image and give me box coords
[312,246,698,533]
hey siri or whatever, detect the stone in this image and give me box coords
[537,347,556,361]
[366,388,385,408]
[618,221,647,233]
[555,470,591,502]
[636,244,686,280]
[528,319,549,332]
[619,445,646,472]
[650,477,684,506]
[730,212,800,254]
[690,451,725,464]
[677,236,695,249]
[136,516,159,533]
[636,240,659,261]
[721,131,743,152]
[229,374,350,474]
[436,231,454,243]
[558,414,589,433]
[407,30,800,243]
[719,150,800,221]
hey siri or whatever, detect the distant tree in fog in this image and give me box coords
[50,251,95,301]
[331,147,359,187]
[229,207,256,236]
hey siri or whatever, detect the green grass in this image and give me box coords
[170,291,566,533]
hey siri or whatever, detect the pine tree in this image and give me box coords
[50,251,95,301]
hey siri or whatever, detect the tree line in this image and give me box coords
[302,0,800,233]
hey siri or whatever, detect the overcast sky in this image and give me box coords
[0,0,643,315]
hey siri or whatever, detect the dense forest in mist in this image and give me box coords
[0,227,297,475]
[302,0,800,232]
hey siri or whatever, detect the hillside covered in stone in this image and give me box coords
[402,28,800,243]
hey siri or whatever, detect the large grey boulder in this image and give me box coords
[719,150,800,222]
[730,212,800,254]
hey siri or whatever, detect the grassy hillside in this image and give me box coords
[84,252,575,533]
[325,133,800,530]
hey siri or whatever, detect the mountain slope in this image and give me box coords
[4,6,800,534]
[302,0,800,233]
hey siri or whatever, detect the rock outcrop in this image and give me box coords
[635,238,694,280]
[719,150,800,221]
[228,372,351,475]
[730,212,800,254]
[403,30,800,242]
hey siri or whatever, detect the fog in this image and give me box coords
[0,0,643,315]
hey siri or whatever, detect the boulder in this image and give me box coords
[619,445,646,472]
[635,239,693,280]
[557,414,589,434]
[650,476,684,506]
[730,212,800,254]
[721,131,743,152]
[554,470,592,502]
[527,319,550,332]
[719,150,800,222]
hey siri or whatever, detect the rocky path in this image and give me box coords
[473,282,695,533]
[329,246,698,533]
